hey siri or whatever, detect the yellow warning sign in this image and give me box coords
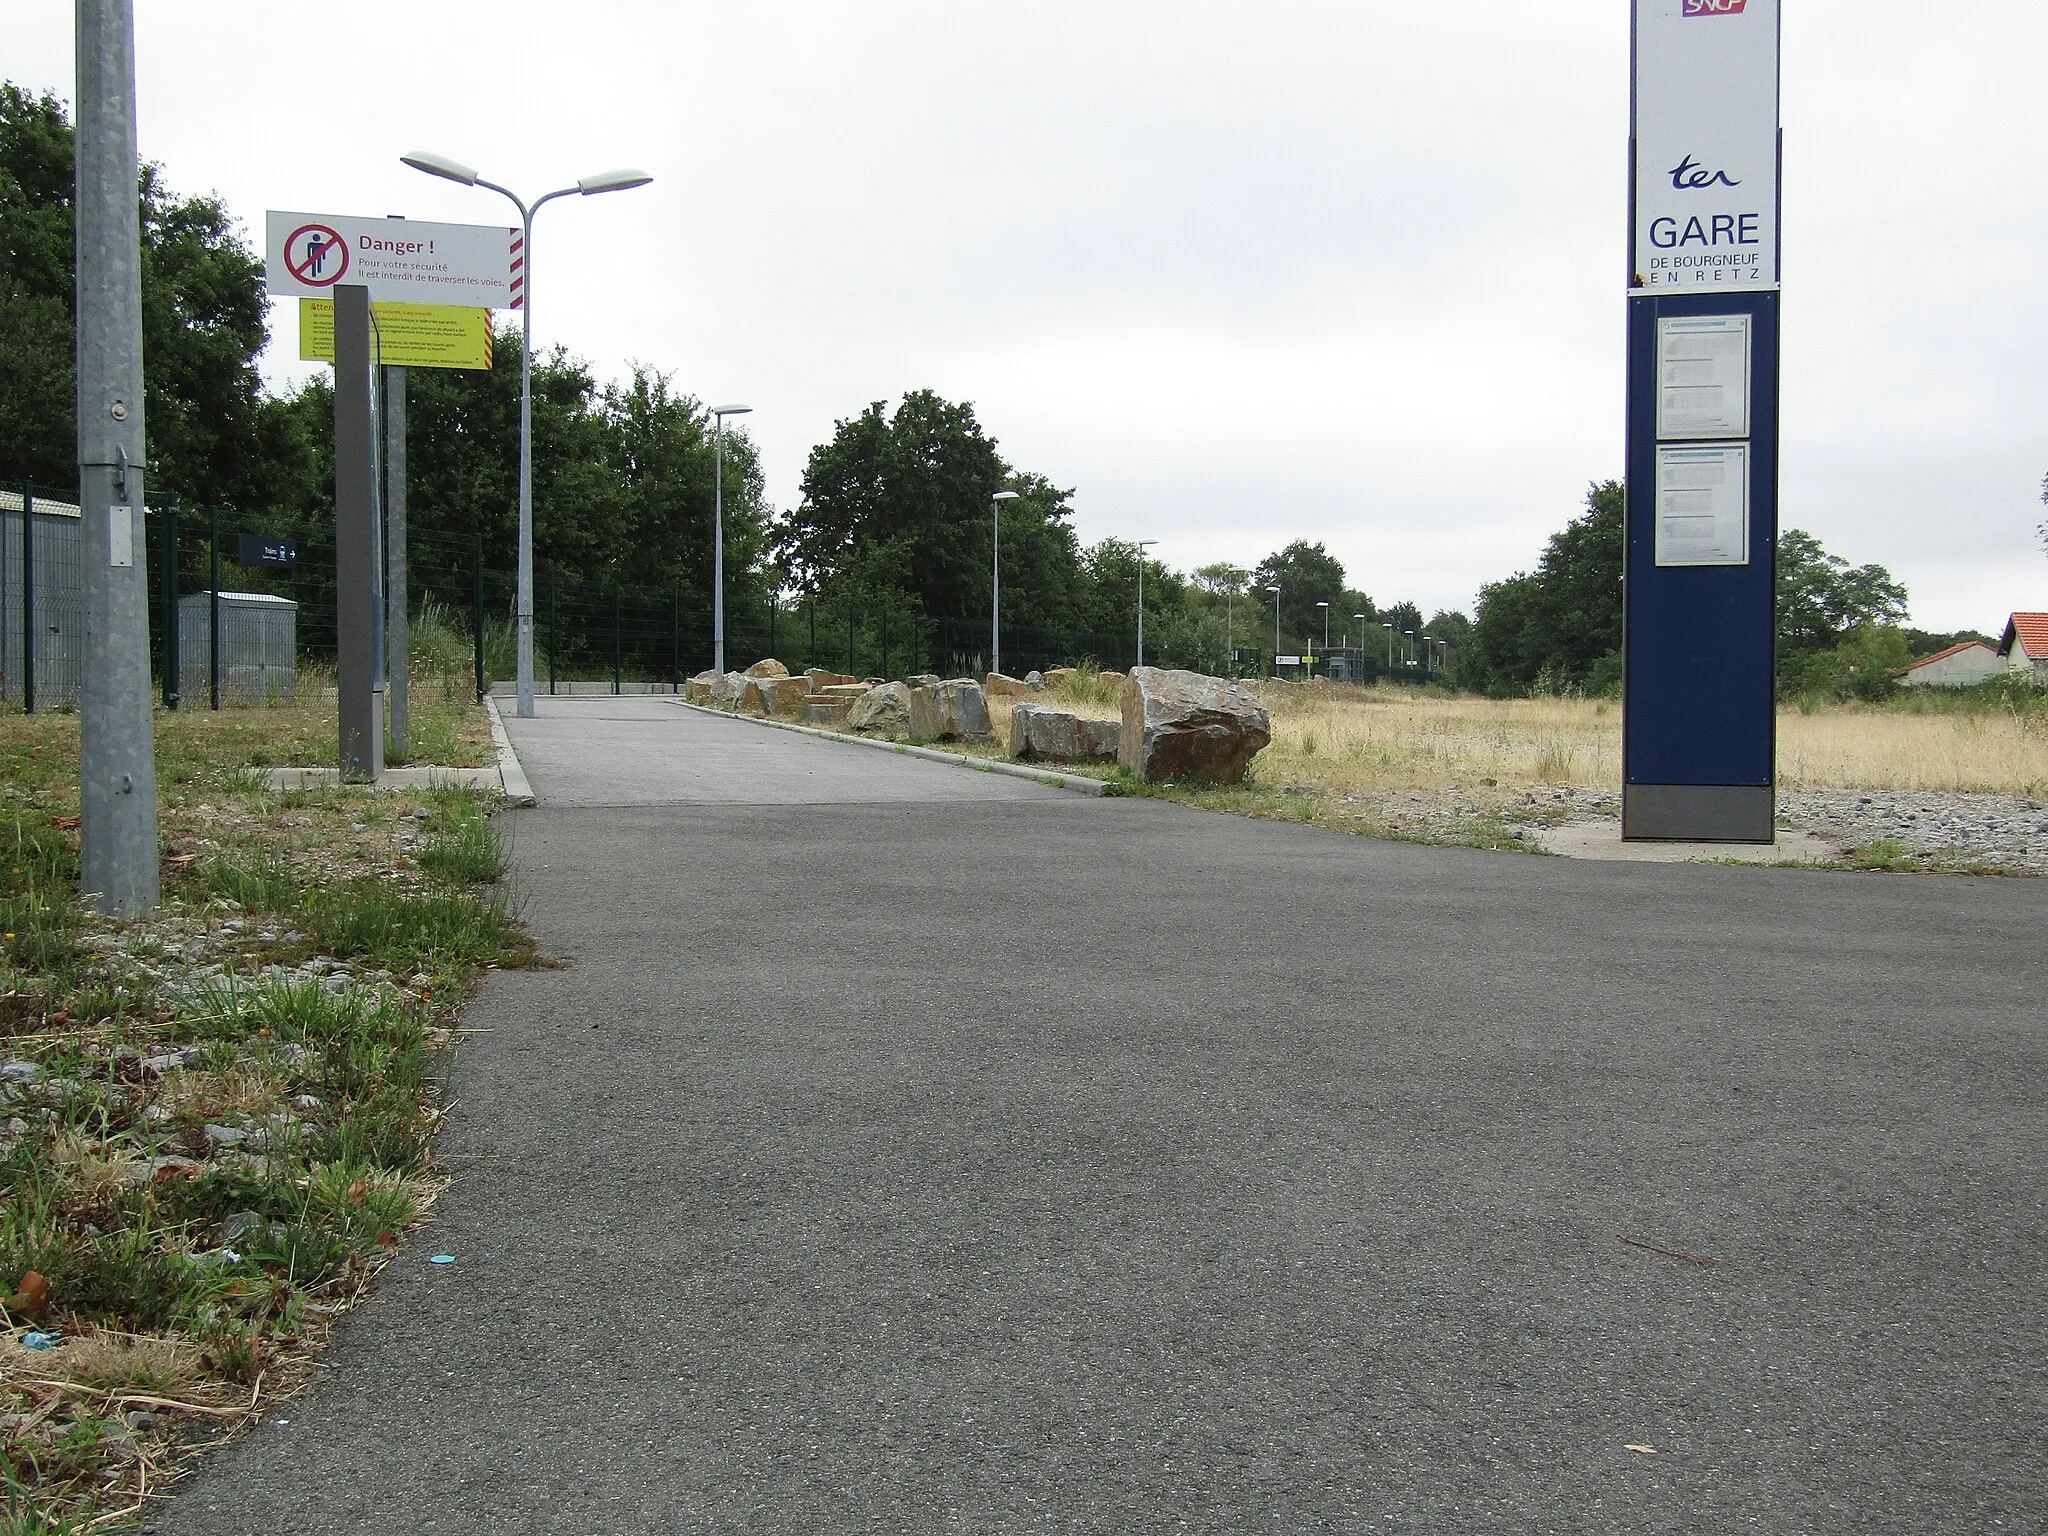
[298,299,493,370]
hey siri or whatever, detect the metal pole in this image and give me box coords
[548,573,557,695]
[74,0,159,913]
[847,609,855,676]
[1136,556,1143,668]
[515,205,535,718]
[471,532,484,702]
[992,501,1000,677]
[1226,587,1233,676]
[670,583,679,690]
[713,414,725,674]
[808,598,816,671]
[880,607,888,681]
[612,588,621,696]
[21,480,35,714]
[333,284,380,781]
[385,362,409,754]
[208,502,219,709]
[159,499,176,708]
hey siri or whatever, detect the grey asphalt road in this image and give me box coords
[152,699,2045,1535]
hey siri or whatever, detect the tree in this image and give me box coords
[0,83,275,507]
[1463,481,1624,694]
[1250,540,1346,644]
[777,391,1079,625]
[1776,527,1908,656]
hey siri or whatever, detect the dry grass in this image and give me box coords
[1244,684,2048,797]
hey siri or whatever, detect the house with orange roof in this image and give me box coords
[1895,639,2003,687]
[1996,613,2048,677]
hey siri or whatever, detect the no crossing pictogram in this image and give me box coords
[284,223,349,287]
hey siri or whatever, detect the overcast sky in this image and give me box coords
[13,3,2047,631]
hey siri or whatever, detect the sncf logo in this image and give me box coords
[1683,0,1748,13]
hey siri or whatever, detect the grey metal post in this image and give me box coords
[333,283,380,780]
[74,0,158,915]
[159,500,176,707]
[515,208,535,718]
[713,412,725,674]
[20,481,34,714]
[384,363,409,755]
[208,502,219,709]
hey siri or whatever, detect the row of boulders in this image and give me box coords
[687,658,1268,783]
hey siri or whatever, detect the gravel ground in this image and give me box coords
[1336,784,2048,873]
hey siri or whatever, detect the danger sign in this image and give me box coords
[283,223,349,287]
[265,211,516,306]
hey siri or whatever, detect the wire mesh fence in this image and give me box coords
[5,472,1440,713]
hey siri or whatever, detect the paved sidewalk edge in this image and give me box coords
[665,699,1112,798]
[484,695,539,807]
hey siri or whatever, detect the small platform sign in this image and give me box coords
[299,299,493,371]
[238,535,297,569]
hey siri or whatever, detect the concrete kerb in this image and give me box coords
[484,694,539,807]
[665,698,1113,798]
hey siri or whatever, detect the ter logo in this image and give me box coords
[1683,0,1748,13]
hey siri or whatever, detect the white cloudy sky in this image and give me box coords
[13,3,2047,630]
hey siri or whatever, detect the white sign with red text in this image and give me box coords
[1632,0,1780,292]
[265,211,517,307]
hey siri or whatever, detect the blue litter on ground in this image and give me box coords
[430,1255,455,1265]
[21,1332,61,1350]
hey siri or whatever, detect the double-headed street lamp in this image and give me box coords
[1136,540,1158,666]
[401,150,652,719]
[1267,585,1282,674]
[710,405,752,674]
[1381,621,1394,668]
[991,490,1020,676]
[1316,600,1331,676]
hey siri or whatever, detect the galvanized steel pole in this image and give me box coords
[73,0,158,914]
[385,364,409,754]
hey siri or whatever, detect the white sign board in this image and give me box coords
[1656,313,1751,438]
[265,211,516,307]
[1655,444,1749,566]
[1632,0,1779,292]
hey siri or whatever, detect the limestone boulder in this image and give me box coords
[1041,667,1076,690]
[817,682,872,701]
[904,673,941,690]
[800,699,854,727]
[1097,670,1125,688]
[743,658,790,679]
[1010,704,1085,761]
[737,678,772,716]
[985,672,1030,698]
[760,676,809,716]
[1081,718,1121,760]
[1119,666,1270,784]
[848,680,914,736]
[709,671,746,707]
[684,669,721,704]
[1025,670,1047,691]
[806,668,855,691]
[909,679,991,741]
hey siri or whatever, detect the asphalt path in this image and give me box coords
[151,699,2046,1534]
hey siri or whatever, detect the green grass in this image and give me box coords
[415,789,511,885]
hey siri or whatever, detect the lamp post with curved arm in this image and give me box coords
[400,151,652,718]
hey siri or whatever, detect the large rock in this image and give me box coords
[1009,703,1114,762]
[737,678,772,716]
[709,671,746,707]
[759,676,809,716]
[1041,666,1077,690]
[800,699,854,727]
[817,682,872,701]
[1119,666,1270,783]
[984,672,1029,698]
[806,668,856,691]
[1097,670,1126,688]
[904,673,941,690]
[1025,670,1047,691]
[847,681,914,736]
[909,679,991,741]
[684,669,721,704]
[743,658,790,679]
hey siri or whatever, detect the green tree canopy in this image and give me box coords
[1250,540,1347,642]
[1463,480,1625,694]
[0,83,275,506]
[1775,527,1909,655]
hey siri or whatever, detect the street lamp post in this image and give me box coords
[1267,585,1282,675]
[1316,601,1330,678]
[709,405,752,674]
[400,151,652,718]
[1405,629,1417,667]
[1353,613,1367,685]
[991,489,1020,676]
[1136,540,1158,666]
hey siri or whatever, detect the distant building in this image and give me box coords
[1894,639,2005,687]
[1996,613,2048,677]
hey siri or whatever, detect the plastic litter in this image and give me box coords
[430,1255,455,1265]
[21,1331,61,1351]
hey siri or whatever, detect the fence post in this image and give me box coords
[612,588,622,696]
[161,498,180,709]
[671,584,680,690]
[847,609,855,677]
[20,481,35,714]
[208,503,221,709]
[471,533,484,703]
[808,599,816,670]
[548,573,557,696]
[881,609,889,682]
